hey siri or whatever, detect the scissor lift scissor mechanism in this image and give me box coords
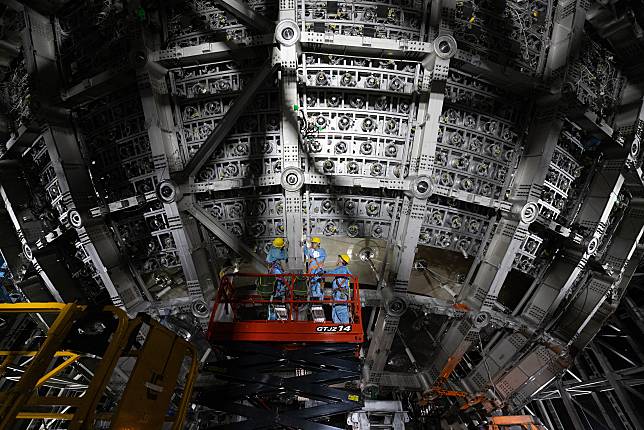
[199,272,366,429]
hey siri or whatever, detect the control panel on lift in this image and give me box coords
[207,272,363,343]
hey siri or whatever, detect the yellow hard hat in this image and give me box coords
[273,238,285,248]
[311,237,321,244]
[339,254,351,264]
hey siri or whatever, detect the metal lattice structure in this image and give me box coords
[2,0,644,427]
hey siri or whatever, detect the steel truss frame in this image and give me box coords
[4,1,644,424]
[527,305,644,430]
[361,1,456,392]
[0,5,152,312]
[84,0,545,285]
[408,0,628,407]
[145,0,453,273]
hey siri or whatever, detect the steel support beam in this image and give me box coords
[582,350,635,430]
[571,397,612,430]
[89,192,158,218]
[544,0,588,79]
[44,127,148,312]
[546,399,566,430]
[304,174,407,191]
[299,32,432,59]
[363,31,456,390]
[0,184,62,302]
[465,148,631,404]
[174,59,276,182]
[623,297,644,336]
[137,70,209,303]
[59,67,132,105]
[557,381,585,430]
[524,154,627,327]
[276,7,304,270]
[557,202,644,349]
[429,96,562,388]
[182,198,266,272]
[0,203,24,283]
[536,400,556,430]
[181,215,218,302]
[574,364,619,430]
[359,289,462,318]
[590,344,644,429]
[212,0,275,34]
[150,34,274,67]
[188,175,509,214]
[536,376,644,395]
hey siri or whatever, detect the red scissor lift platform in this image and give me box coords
[207,272,363,343]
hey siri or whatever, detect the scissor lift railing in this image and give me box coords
[207,273,364,343]
[0,303,198,429]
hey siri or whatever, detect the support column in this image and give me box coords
[428,97,562,386]
[546,399,566,430]
[363,31,457,390]
[138,74,206,303]
[0,184,62,302]
[590,344,644,429]
[536,400,556,430]
[44,127,147,312]
[274,10,304,271]
[557,381,586,430]
[576,364,618,430]
[582,350,634,430]
[134,23,213,305]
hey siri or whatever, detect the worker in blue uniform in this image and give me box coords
[266,237,288,320]
[304,237,326,300]
[324,254,352,324]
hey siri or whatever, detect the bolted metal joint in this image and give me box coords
[157,180,182,204]
[68,209,83,229]
[22,243,33,260]
[191,299,210,319]
[130,49,149,70]
[584,236,600,256]
[510,201,539,224]
[631,137,640,159]
[406,175,434,199]
[433,34,458,59]
[275,20,300,46]
[66,209,100,230]
[382,286,408,318]
[626,137,642,169]
[280,167,305,191]
[386,295,407,317]
[470,311,490,329]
